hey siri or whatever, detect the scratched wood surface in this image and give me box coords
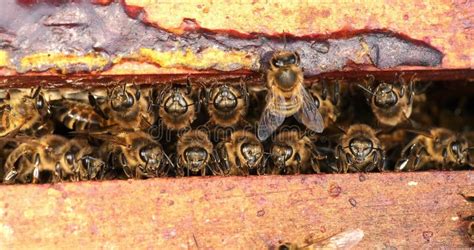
[0,171,472,249]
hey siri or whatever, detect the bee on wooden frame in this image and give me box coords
[203,82,249,129]
[357,74,419,127]
[99,84,156,130]
[395,128,473,171]
[2,135,83,184]
[175,129,215,176]
[258,50,324,140]
[0,87,53,137]
[58,138,100,181]
[308,79,342,129]
[335,124,385,173]
[269,129,325,175]
[49,90,109,131]
[96,131,170,179]
[213,130,264,176]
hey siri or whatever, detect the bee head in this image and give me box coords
[270,51,300,68]
[240,142,263,169]
[164,90,189,116]
[373,83,398,109]
[184,146,208,172]
[212,85,238,112]
[270,51,301,91]
[271,143,294,168]
[110,86,135,111]
[349,137,373,163]
[139,143,164,171]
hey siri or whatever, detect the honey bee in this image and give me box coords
[0,87,52,137]
[269,130,323,175]
[2,135,80,184]
[335,124,385,173]
[100,84,155,130]
[308,80,341,129]
[395,128,473,171]
[204,83,249,128]
[155,83,199,131]
[213,130,264,176]
[258,51,324,140]
[50,95,108,131]
[97,131,168,179]
[276,229,364,250]
[176,130,214,176]
[358,74,417,126]
[58,138,99,181]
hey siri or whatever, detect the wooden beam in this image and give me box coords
[0,171,472,248]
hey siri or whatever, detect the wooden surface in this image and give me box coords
[0,0,472,76]
[127,0,473,69]
[0,171,472,249]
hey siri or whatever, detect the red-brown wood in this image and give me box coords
[0,171,472,248]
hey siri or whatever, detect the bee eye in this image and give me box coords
[314,96,320,108]
[288,54,297,64]
[111,91,135,111]
[36,95,45,110]
[65,152,75,165]
[271,58,284,68]
[450,142,461,154]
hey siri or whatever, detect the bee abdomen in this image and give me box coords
[51,101,105,131]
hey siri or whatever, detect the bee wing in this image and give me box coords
[294,87,324,133]
[314,229,364,250]
[257,97,285,141]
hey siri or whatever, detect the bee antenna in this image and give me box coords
[335,125,347,134]
[30,86,41,99]
[163,152,175,169]
[463,147,474,153]
[259,35,276,51]
[356,84,376,97]
[283,31,287,50]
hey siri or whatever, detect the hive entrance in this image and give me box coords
[0,74,472,183]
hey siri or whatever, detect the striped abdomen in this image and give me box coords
[50,99,106,131]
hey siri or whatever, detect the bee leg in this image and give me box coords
[441,148,450,170]
[310,156,321,174]
[3,170,18,184]
[412,145,428,171]
[32,165,40,184]
[369,149,384,172]
[335,145,347,173]
[295,153,302,175]
[310,147,326,173]
[209,153,224,176]
[31,153,41,184]
[122,166,133,179]
[54,162,63,182]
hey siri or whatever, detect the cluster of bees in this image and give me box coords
[0,51,472,184]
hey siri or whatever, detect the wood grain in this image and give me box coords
[0,171,472,249]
